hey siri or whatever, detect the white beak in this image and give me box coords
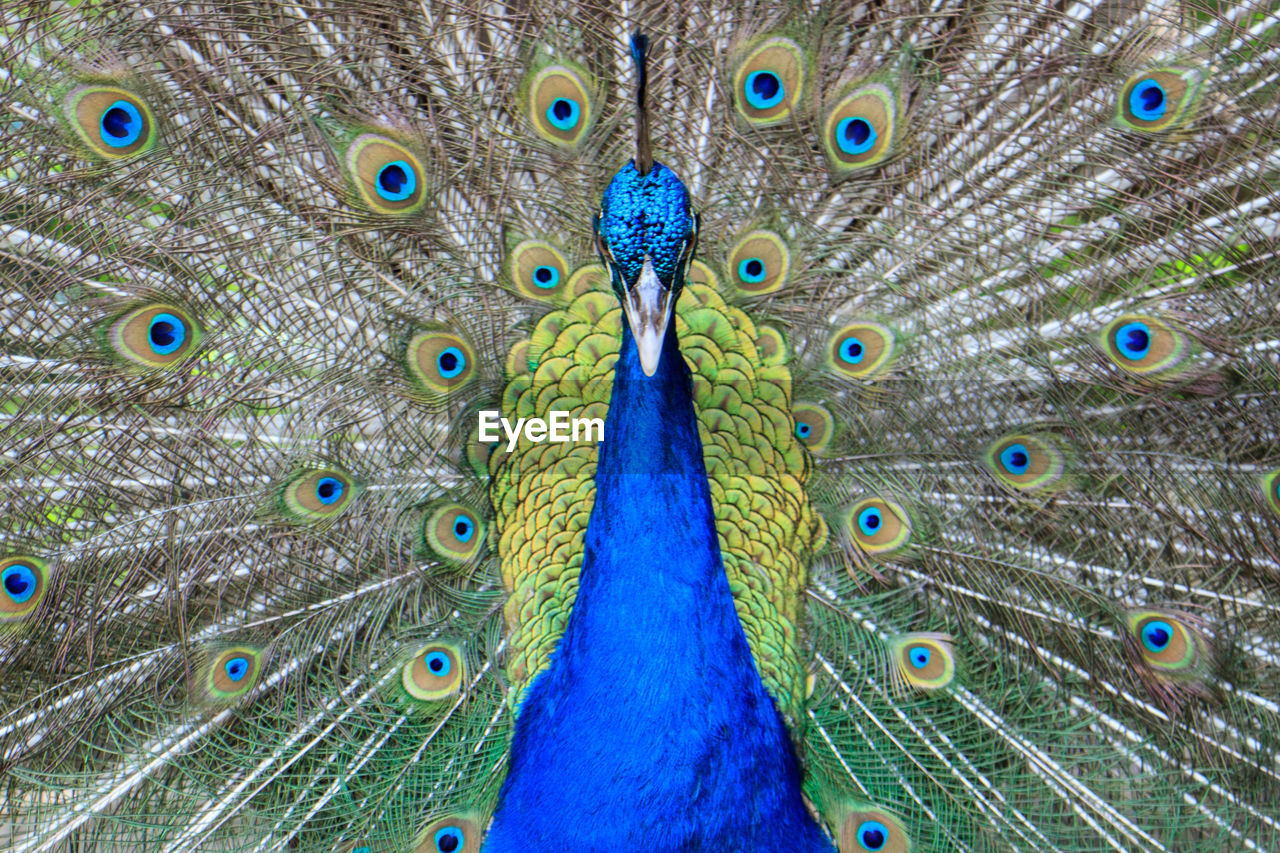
[621,256,674,377]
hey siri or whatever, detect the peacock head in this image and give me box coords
[594,159,697,376]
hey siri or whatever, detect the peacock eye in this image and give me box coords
[402,643,466,703]
[405,331,477,404]
[1115,66,1203,132]
[101,303,203,370]
[731,35,807,126]
[727,230,789,296]
[277,467,360,523]
[420,502,486,566]
[889,633,956,691]
[526,61,599,148]
[823,82,899,176]
[344,134,428,216]
[984,434,1068,493]
[846,497,912,557]
[1262,469,1280,517]
[415,815,480,853]
[0,556,50,624]
[197,645,264,703]
[827,322,897,379]
[1125,610,1210,682]
[1101,314,1192,378]
[63,85,158,159]
[509,240,571,303]
[791,402,834,455]
[837,807,910,853]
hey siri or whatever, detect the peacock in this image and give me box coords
[1,0,1279,850]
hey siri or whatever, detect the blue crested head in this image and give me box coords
[593,35,699,377]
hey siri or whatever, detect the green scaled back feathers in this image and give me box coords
[1,1,1279,851]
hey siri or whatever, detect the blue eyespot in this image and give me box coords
[433,826,464,852]
[909,646,931,669]
[1116,321,1152,360]
[546,97,581,131]
[744,70,784,110]
[836,117,876,155]
[857,507,882,537]
[737,258,767,284]
[437,346,466,378]
[840,337,866,364]
[148,313,186,355]
[1142,620,1173,654]
[424,650,452,677]
[100,100,143,147]
[1129,79,1166,120]
[316,477,344,505]
[453,515,474,542]
[224,656,250,682]
[532,265,560,289]
[1000,443,1030,476]
[353,847,372,853]
[375,160,417,202]
[796,421,811,439]
[857,819,889,851]
[2,564,37,604]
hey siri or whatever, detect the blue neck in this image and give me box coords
[485,321,833,850]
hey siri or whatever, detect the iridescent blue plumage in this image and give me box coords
[484,35,831,851]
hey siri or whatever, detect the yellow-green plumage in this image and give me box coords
[492,281,824,717]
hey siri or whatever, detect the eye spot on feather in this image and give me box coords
[1262,469,1280,516]
[1115,67,1203,132]
[413,815,481,853]
[983,434,1068,493]
[200,646,264,702]
[727,231,789,296]
[345,134,427,216]
[405,331,477,402]
[278,468,360,522]
[823,83,898,176]
[525,62,598,149]
[102,303,203,370]
[731,36,806,126]
[827,322,896,379]
[837,808,911,853]
[792,402,834,455]
[889,633,955,692]
[0,556,50,623]
[402,642,465,702]
[1126,610,1209,682]
[846,497,912,557]
[63,85,157,159]
[1100,314,1192,377]
[510,241,571,303]
[422,502,486,565]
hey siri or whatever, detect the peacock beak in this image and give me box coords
[622,255,674,376]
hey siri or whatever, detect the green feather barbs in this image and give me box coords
[401,642,466,703]
[731,35,808,127]
[1115,67,1204,133]
[99,303,203,370]
[0,555,50,625]
[62,84,158,159]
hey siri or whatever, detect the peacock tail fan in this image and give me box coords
[0,1,1278,851]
